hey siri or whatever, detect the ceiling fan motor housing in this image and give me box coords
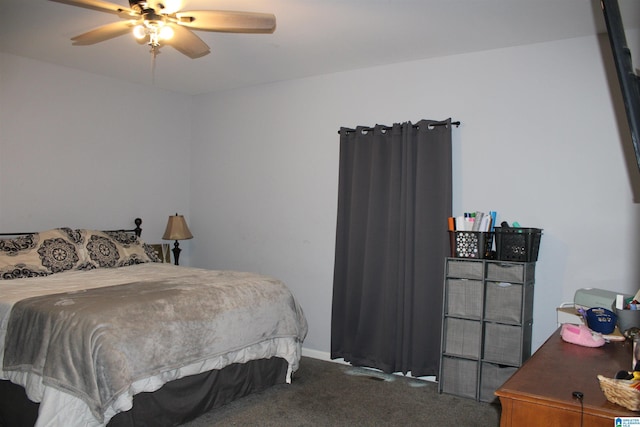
[129,1,164,14]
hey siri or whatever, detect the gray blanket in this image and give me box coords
[3,270,307,422]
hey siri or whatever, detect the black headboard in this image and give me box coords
[119,218,143,238]
[0,218,143,238]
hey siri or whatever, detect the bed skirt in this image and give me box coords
[0,357,289,427]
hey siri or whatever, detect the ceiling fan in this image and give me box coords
[49,0,276,59]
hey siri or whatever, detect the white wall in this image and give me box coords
[2,30,640,358]
[190,32,640,354]
[0,53,193,257]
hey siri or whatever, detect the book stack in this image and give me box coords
[448,211,496,232]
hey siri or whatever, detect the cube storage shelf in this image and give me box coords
[438,257,535,402]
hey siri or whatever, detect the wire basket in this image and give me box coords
[448,231,493,259]
[494,227,542,262]
[597,375,640,411]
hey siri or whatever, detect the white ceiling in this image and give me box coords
[1,0,639,95]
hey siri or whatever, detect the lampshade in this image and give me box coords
[162,214,193,241]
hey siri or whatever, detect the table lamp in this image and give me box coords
[162,213,193,265]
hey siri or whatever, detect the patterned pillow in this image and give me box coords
[0,228,84,280]
[78,229,159,269]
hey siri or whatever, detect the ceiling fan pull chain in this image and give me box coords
[151,47,157,85]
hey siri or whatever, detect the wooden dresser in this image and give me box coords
[496,328,638,426]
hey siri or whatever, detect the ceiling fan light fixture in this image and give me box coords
[133,24,147,39]
[159,25,174,40]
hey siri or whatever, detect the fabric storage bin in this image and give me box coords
[446,259,483,280]
[480,362,518,402]
[446,279,483,319]
[440,356,478,399]
[443,318,481,359]
[486,262,534,283]
[483,323,526,365]
[484,282,523,323]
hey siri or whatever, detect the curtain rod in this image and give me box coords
[338,120,460,134]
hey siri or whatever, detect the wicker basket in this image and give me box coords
[598,375,640,411]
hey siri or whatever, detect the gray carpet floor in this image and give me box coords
[181,357,501,426]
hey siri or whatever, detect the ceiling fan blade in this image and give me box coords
[165,24,210,59]
[49,0,136,16]
[71,20,135,45]
[175,10,276,34]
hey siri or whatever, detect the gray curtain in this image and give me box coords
[331,119,453,376]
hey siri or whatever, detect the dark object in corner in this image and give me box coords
[601,0,640,172]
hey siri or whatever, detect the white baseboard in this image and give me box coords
[301,348,349,364]
[300,347,436,382]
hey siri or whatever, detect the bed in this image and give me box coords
[0,219,308,427]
